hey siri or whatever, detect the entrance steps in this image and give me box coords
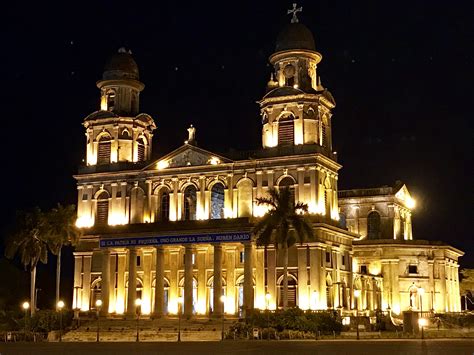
[62,317,236,342]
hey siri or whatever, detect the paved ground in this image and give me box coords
[1,339,473,355]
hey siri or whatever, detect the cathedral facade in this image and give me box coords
[72,18,462,319]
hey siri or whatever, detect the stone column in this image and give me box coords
[142,250,153,314]
[116,252,126,314]
[243,242,254,314]
[127,248,137,316]
[108,254,117,313]
[170,178,178,221]
[73,254,82,310]
[297,167,305,204]
[169,248,180,314]
[309,247,320,309]
[213,244,223,317]
[82,254,92,311]
[226,247,236,315]
[309,167,317,210]
[318,248,327,309]
[196,247,207,315]
[297,246,309,310]
[255,247,265,309]
[184,245,194,317]
[154,246,165,316]
[266,246,277,310]
[101,250,111,315]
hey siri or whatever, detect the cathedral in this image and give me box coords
[72,12,462,320]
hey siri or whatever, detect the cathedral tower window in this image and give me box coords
[97,135,112,165]
[137,137,146,162]
[367,211,381,239]
[106,90,116,111]
[210,183,225,219]
[278,113,295,146]
[183,185,197,221]
[96,191,109,226]
[321,123,327,147]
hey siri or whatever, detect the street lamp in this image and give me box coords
[22,302,30,338]
[177,297,184,342]
[265,293,271,340]
[418,287,425,339]
[57,300,65,342]
[418,318,427,340]
[95,299,102,342]
[354,290,361,340]
[220,295,226,341]
[135,298,142,342]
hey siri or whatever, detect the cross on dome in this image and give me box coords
[287,3,303,23]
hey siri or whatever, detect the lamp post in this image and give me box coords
[177,297,183,342]
[265,293,271,340]
[22,302,30,338]
[354,290,361,340]
[95,299,102,342]
[220,295,226,341]
[418,288,425,339]
[57,300,65,342]
[135,298,142,342]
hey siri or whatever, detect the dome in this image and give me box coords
[275,23,316,52]
[102,48,139,80]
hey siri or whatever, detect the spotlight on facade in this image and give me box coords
[135,298,142,307]
[220,295,226,303]
[95,299,103,308]
[354,290,361,298]
[157,160,169,170]
[57,300,65,310]
[22,302,30,310]
[406,197,416,209]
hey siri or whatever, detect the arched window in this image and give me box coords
[210,183,225,219]
[136,137,146,162]
[183,185,197,221]
[160,190,170,221]
[278,275,298,308]
[97,135,112,165]
[91,279,102,310]
[96,191,109,226]
[237,179,253,217]
[106,91,115,111]
[279,176,295,205]
[278,114,295,146]
[367,211,381,239]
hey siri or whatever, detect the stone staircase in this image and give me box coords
[63,317,236,342]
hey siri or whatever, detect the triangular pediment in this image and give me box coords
[394,184,415,209]
[144,144,233,171]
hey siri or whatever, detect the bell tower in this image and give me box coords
[83,48,156,166]
[259,9,335,155]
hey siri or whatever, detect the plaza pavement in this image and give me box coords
[1,339,473,355]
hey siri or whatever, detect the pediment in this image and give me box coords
[144,144,232,171]
[394,184,415,209]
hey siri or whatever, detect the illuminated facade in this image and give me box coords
[72,18,462,319]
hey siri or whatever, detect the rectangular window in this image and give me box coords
[82,193,88,201]
[240,251,245,263]
[341,254,346,266]
[408,265,418,274]
[360,265,367,274]
[326,251,331,263]
[137,256,141,267]
[116,191,122,198]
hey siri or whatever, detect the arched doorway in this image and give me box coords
[367,211,381,239]
[178,277,198,314]
[207,275,226,314]
[125,278,143,312]
[277,274,298,308]
[151,278,170,315]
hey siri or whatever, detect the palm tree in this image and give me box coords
[5,208,48,315]
[253,187,313,310]
[44,204,82,309]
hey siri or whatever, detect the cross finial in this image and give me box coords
[287,3,303,23]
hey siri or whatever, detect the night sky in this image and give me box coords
[1,1,472,307]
